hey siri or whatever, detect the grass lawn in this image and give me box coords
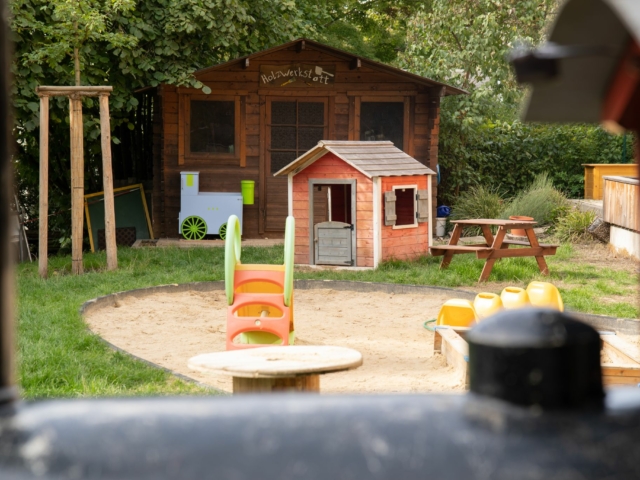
[17,241,638,399]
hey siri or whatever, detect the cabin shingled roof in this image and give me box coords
[193,38,466,97]
[273,141,436,178]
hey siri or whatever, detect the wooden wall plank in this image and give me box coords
[603,177,639,231]
[258,95,266,234]
[240,96,246,167]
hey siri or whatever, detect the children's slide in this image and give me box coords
[225,215,295,350]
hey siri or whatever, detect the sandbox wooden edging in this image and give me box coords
[435,326,640,388]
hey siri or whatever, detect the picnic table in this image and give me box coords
[430,219,558,282]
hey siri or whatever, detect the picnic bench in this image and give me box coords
[430,219,558,282]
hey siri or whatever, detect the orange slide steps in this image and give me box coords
[226,265,294,350]
[225,215,296,351]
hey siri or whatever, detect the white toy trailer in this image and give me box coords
[179,171,243,240]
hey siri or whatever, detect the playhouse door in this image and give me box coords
[314,221,354,266]
[263,98,328,232]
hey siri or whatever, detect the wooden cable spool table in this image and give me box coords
[188,346,363,394]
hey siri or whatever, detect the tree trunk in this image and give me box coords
[74,47,80,86]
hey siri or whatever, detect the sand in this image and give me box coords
[84,288,467,394]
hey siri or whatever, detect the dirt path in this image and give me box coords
[85,288,467,395]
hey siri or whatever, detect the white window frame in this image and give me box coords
[392,184,418,230]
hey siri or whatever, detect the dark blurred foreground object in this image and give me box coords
[510,0,640,133]
[467,308,604,410]
[1,387,640,480]
[2,0,640,478]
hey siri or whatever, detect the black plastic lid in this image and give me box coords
[466,308,604,410]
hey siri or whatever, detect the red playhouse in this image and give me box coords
[274,141,435,268]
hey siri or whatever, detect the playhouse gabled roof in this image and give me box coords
[273,141,436,178]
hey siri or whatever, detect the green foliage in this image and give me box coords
[449,185,505,221]
[553,208,597,243]
[398,0,632,204]
[311,0,424,62]
[501,173,567,225]
[401,0,557,119]
[445,174,569,232]
[13,0,138,77]
[11,0,323,244]
[448,185,505,235]
[436,117,632,205]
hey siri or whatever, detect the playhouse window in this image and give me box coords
[394,187,417,228]
[360,102,404,150]
[189,100,235,154]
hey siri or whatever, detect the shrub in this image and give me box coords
[554,208,597,243]
[436,117,632,206]
[449,186,505,235]
[501,173,568,225]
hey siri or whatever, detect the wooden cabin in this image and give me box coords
[148,38,464,238]
[274,141,435,268]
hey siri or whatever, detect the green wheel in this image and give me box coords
[219,223,227,240]
[181,216,207,240]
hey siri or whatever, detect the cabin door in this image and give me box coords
[262,97,328,233]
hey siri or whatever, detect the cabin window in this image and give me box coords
[393,186,417,228]
[190,100,235,153]
[181,94,243,165]
[269,100,326,174]
[360,102,404,149]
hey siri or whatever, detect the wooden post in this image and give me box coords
[99,93,117,270]
[38,95,49,278]
[69,96,84,275]
[35,86,114,277]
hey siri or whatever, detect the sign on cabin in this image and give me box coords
[260,64,336,88]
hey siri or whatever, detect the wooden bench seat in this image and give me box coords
[456,240,559,249]
[431,244,558,259]
[430,245,492,256]
[503,239,559,248]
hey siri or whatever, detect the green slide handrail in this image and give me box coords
[283,215,295,307]
[225,215,242,306]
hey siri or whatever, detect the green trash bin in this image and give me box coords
[240,180,255,205]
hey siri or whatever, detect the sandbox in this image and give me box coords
[83,282,473,394]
